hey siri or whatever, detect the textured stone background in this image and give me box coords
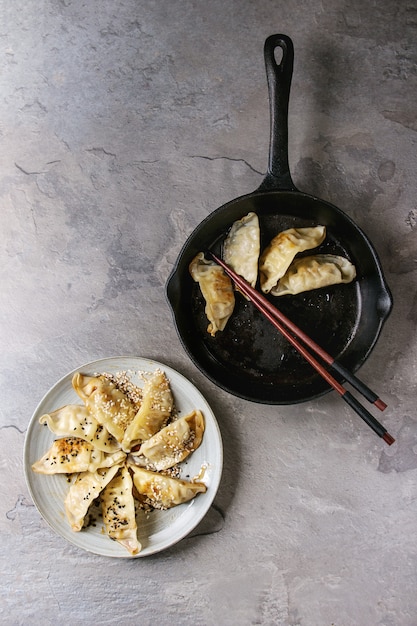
[1,1,416,624]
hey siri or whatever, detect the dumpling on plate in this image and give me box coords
[39,405,120,453]
[129,465,207,510]
[121,369,173,452]
[31,437,126,474]
[189,252,235,337]
[64,464,122,532]
[72,373,137,443]
[130,409,205,471]
[259,225,326,293]
[223,212,260,288]
[271,254,357,296]
[101,465,141,556]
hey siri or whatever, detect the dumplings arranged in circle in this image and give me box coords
[32,369,207,555]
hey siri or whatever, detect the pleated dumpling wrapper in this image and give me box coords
[121,369,173,452]
[129,465,207,510]
[72,373,137,443]
[31,437,126,474]
[271,254,356,296]
[64,464,122,532]
[130,409,205,471]
[101,465,141,556]
[39,405,120,452]
[223,212,260,288]
[189,252,235,337]
[259,225,326,293]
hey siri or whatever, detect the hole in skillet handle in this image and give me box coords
[273,45,284,66]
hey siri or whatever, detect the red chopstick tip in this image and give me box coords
[374,398,388,411]
[382,432,395,446]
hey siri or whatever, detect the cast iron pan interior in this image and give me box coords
[166,35,392,405]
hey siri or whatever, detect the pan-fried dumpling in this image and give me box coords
[72,373,137,443]
[271,254,356,296]
[31,437,126,474]
[259,226,326,293]
[64,464,122,532]
[101,465,141,555]
[39,405,120,452]
[130,409,205,471]
[223,212,260,288]
[129,465,207,510]
[189,252,235,337]
[121,369,173,452]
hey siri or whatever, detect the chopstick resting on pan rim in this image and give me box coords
[207,251,395,446]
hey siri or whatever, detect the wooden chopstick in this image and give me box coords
[208,251,394,446]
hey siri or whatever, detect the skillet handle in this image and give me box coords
[258,34,297,192]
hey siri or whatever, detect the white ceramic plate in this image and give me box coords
[23,356,223,558]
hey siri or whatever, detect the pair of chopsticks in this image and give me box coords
[208,250,395,446]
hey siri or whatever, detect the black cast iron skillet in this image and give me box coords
[166,34,393,405]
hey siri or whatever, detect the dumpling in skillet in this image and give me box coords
[129,409,205,471]
[72,373,137,443]
[121,369,173,451]
[189,252,235,337]
[259,225,326,293]
[31,437,126,474]
[101,465,141,555]
[223,212,260,288]
[64,464,122,532]
[129,465,207,510]
[271,254,356,296]
[39,405,120,453]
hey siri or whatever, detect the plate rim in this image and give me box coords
[23,355,223,558]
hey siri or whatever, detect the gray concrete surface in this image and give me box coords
[1,1,416,624]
